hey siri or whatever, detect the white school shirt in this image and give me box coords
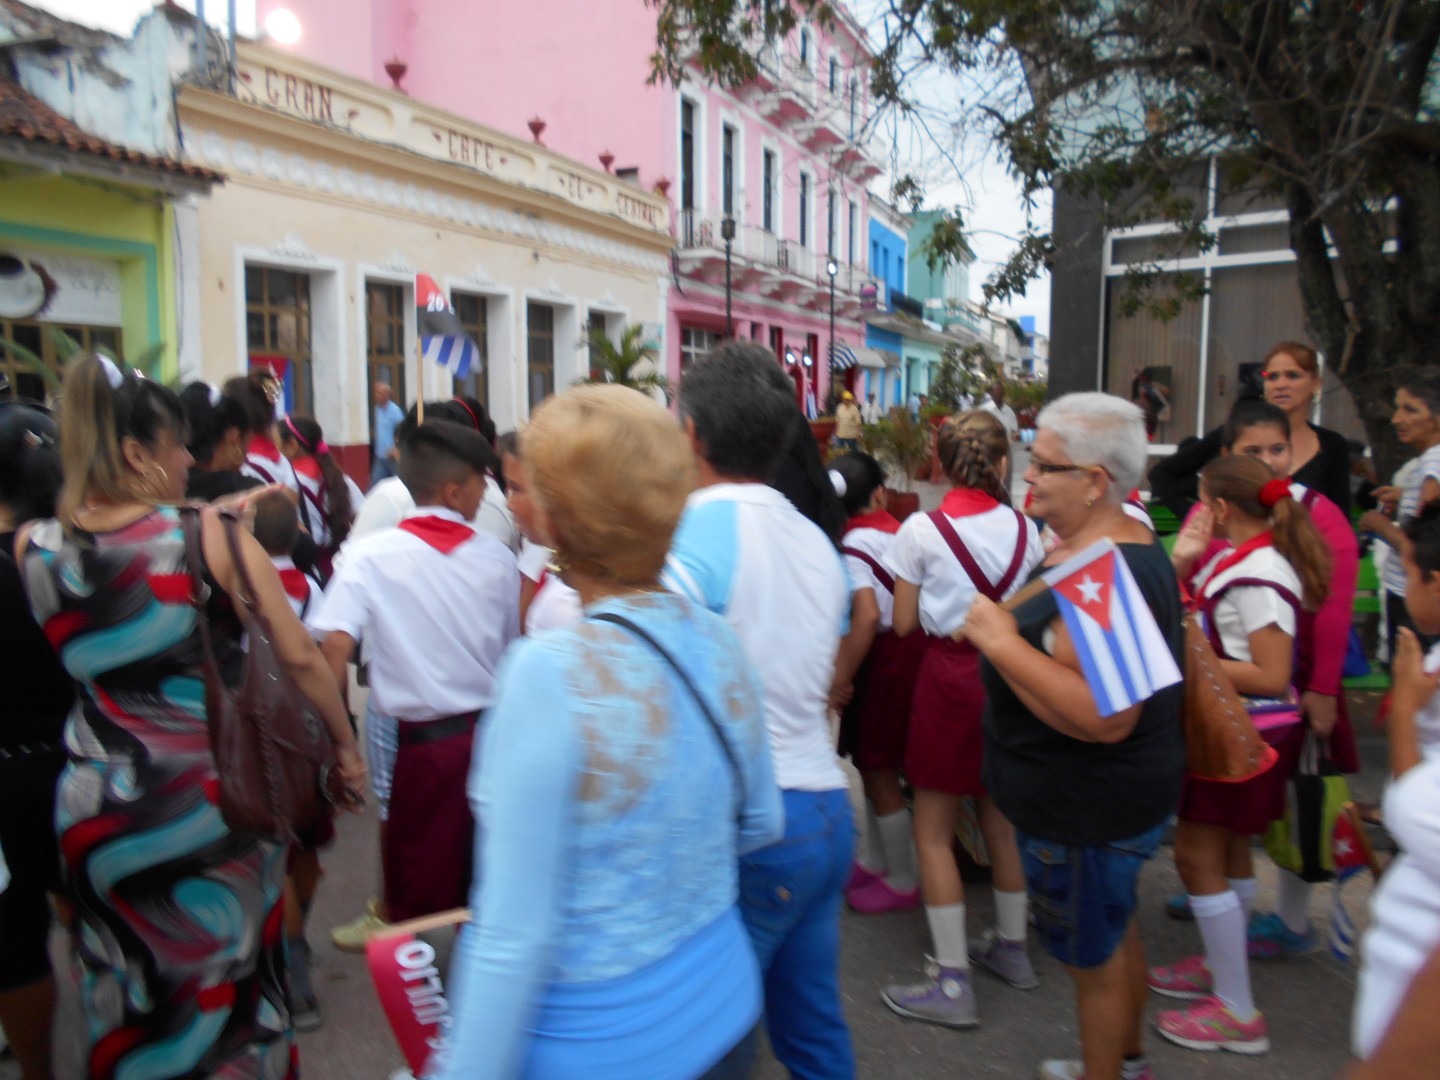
[241,439,301,495]
[1194,545,1302,662]
[516,537,552,583]
[663,482,851,793]
[310,506,520,720]
[886,501,1043,637]
[293,465,365,551]
[526,572,583,634]
[1354,642,1440,1058]
[841,522,900,631]
[1381,445,1440,595]
[268,554,323,629]
[341,475,519,565]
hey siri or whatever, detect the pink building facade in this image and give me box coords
[257,0,879,405]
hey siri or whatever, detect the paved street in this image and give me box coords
[15,460,1379,1079]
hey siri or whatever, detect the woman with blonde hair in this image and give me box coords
[880,410,1043,1028]
[430,384,782,1080]
[18,356,364,1079]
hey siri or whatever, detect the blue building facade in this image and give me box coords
[865,207,910,409]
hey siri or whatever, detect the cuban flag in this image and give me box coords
[416,274,481,379]
[1042,539,1182,717]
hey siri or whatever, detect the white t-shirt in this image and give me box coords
[842,523,899,631]
[887,499,1042,637]
[311,507,520,720]
[980,399,1019,436]
[242,442,301,495]
[1354,642,1440,1058]
[1381,445,1440,595]
[1194,545,1302,662]
[516,538,552,583]
[268,554,323,630]
[664,483,850,793]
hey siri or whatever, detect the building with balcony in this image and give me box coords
[255,0,883,406]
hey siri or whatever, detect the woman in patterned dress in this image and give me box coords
[18,356,364,1080]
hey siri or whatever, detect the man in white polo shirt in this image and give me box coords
[665,342,855,1080]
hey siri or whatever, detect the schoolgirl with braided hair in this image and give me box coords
[1150,453,1332,1054]
[879,410,1044,1028]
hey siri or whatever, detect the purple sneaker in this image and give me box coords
[969,929,1038,990]
[881,960,980,1028]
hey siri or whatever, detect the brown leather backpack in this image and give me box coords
[181,507,339,841]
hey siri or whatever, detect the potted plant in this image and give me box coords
[578,322,671,401]
[861,407,931,522]
[809,414,838,450]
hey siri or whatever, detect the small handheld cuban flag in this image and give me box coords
[1041,539,1183,717]
[416,274,481,380]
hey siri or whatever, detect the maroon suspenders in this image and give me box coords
[842,546,896,594]
[927,509,1029,602]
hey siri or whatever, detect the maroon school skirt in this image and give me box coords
[1179,707,1306,835]
[905,636,987,796]
[384,717,477,922]
[839,630,927,772]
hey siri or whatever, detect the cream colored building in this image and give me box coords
[176,42,671,475]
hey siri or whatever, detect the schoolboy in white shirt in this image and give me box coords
[313,420,519,923]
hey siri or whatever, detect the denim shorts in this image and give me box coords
[1017,823,1166,970]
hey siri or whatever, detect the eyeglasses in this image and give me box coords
[1031,459,1092,475]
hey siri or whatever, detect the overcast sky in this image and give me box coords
[27,0,1052,336]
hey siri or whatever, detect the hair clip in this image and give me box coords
[208,383,222,407]
[828,469,847,497]
[97,354,124,389]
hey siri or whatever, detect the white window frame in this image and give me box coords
[443,276,516,431]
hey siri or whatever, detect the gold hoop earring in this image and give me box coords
[143,464,169,500]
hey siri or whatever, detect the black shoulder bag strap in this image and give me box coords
[591,611,742,825]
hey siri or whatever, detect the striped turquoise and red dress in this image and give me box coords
[22,507,296,1080]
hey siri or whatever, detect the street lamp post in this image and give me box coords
[826,258,838,403]
[722,215,736,337]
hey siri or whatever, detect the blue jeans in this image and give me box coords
[1017,823,1166,970]
[739,788,855,1080]
[370,454,398,485]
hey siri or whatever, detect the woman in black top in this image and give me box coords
[1149,342,1353,518]
[0,402,72,1080]
[963,392,1185,1080]
[180,382,260,502]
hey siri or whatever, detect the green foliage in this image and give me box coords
[860,407,932,492]
[577,322,672,403]
[926,349,971,411]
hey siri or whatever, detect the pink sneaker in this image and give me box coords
[1156,995,1269,1054]
[846,876,921,914]
[845,862,883,892]
[1147,954,1212,999]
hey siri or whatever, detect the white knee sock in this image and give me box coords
[877,809,917,891]
[994,889,1029,944]
[925,902,970,970]
[859,802,887,874]
[1276,871,1314,935]
[1227,876,1258,922]
[1190,890,1256,1020]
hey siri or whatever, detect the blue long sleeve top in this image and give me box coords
[427,592,784,1080]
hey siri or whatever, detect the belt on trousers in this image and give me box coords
[396,711,480,747]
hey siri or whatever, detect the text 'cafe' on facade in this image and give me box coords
[177,42,672,482]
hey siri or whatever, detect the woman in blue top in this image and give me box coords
[427,384,784,1080]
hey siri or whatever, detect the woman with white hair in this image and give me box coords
[961,393,1186,1080]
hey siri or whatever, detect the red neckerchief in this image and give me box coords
[276,568,311,604]
[1206,530,1274,586]
[398,515,475,554]
[845,509,901,536]
[246,434,282,463]
[292,456,322,481]
[938,488,1000,518]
